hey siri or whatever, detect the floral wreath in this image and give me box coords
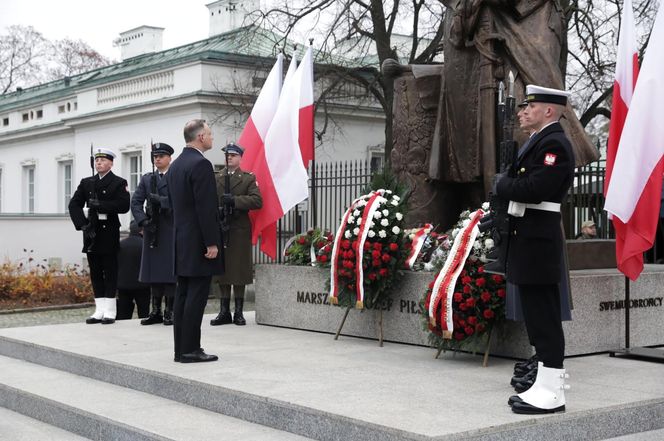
[284,229,334,266]
[328,189,405,309]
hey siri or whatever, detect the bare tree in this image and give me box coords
[0,25,50,94]
[48,38,112,79]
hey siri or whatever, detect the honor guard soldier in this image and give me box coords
[211,142,262,326]
[495,85,575,414]
[69,148,130,324]
[131,142,177,325]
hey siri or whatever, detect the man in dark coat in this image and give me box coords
[116,221,151,319]
[131,142,177,326]
[69,148,130,325]
[496,85,575,415]
[210,143,262,326]
[166,119,224,363]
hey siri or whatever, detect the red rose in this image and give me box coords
[453,292,463,302]
[372,250,381,259]
[461,276,472,285]
[477,266,485,274]
[464,326,475,336]
[463,285,471,294]
[475,277,486,288]
[372,259,381,267]
[297,237,307,245]
[459,303,468,311]
[454,332,465,341]
[476,323,486,333]
[381,253,391,263]
[483,309,495,319]
[347,249,355,259]
[364,242,371,250]
[341,240,351,250]
[389,243,399,251]
[379,268,388,277]
[352,240,358,249]
[317,255,328,263]
[373,242,383,251]
[480,291,491,302]
[323,245,332,253]
[460,270,467,277]
[465,298,475,308]
[467,316,477,325]
[326,234,335,241]
[368,273,377,280]
[492,274,504,283]
[497,288,506,298]
[459,319,466,326]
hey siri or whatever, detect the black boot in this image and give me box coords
[141,295,163,325]
[163,296,174,326]
[210,298,232,326]
[233,298,246,326]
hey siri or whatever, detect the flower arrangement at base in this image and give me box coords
[402,225,450,271]
[328,189,406,309]
[283,228,334,266]
[420,204,506,353]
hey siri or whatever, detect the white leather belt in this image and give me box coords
[97,213,108,220]
[508,201,560,217]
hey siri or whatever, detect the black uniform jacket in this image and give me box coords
[68,171,130,254]
[117,232,150,290]
[496,122,575,285]
[166,147,224,277]
[131,171,176,284]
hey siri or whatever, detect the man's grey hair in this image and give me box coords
[183,119,207,143]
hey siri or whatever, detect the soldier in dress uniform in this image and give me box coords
[210,143,262,326]
[131,142,177,326]
[495,85,575,415]
[69,148,130,324]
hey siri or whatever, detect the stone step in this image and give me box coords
[0,407,91,441]
[0,355,312,441]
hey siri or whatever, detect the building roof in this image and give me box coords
[0,25,289,113]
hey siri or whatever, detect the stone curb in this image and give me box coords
[0,336,426,441]
[0,302,94,315]
[0,383,170,441]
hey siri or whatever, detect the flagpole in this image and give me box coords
[624,276,630,349]
[309,38,317,229]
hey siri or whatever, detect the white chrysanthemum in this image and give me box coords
[479,254,488,263]
[484,238,494,249]
[391,200,399,206]
[370,221,375,228]
[452,228,460,238]
[357,200,367,207]
[460,210,470,218]
[353,209,361,217]
[368,230,376,238]
[380,197,389,204]
[353,227,360,236]
[356,217,362,225]
[380,218,389,227]
[382,209,389,217]
[344,230,352,239]
[392,226,400,235]
[482,202,490,211]
[347,216,355,225]
[395,212,403,221]
[424,262,434,271]
[409,233,415,240]
[462,219,471,228]
[473,241,481,250]
[379,230,387,238]
[392,195,400,201]
[385,189,393,194]
[373,211,382,219]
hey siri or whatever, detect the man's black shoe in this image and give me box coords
[141,314,163,325]
[86,317,102,324]
[210,312,232,326]
[101,318,115,325]
[511,400,565,414]
[174,355,181,362]
[180,349,218,363]
[233,312,246,326]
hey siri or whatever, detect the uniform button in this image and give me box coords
[513,230,517,236]
[102,225,106,229]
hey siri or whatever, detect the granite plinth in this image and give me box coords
[255,264,664,358]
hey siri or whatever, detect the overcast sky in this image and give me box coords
[0,0,215,60]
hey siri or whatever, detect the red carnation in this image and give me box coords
[368,273,377,280]
[476,323,486,333]
[317,255,328,263]
[463,285,471,294]
[297,237,307,245]
[372,250,381,259]
[341,240,351,250]
[352,240,358,249]
[478,266,485,274]
[461,276,472,285]
[480,291,491,302]
[372,259,381,267]
[475,277,486,288]
[373,242,383,251]
[497,288,506,298]
[492,274,504,283]
[464,326,475,336]
[381,253,391,263]
[467,316,477,325]
[453,292,463,302]
[323,245,332,253]
[389,243,399,251]
[326,234,335,241]
[458,319,466,327]
[454,332,465,341]
[459,303,468,311]
[483,309,495,319]
[364,242,371,250]
[347,249,355,259]
[465,298,476,308]
[379,268,388,277]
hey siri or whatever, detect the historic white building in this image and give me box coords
[0,1,385,268]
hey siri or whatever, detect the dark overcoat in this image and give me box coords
[166,147,224,277]
[69,171,130,254]
[496,122,575,285]
[131,171,176,284]
[117,232,149,290]
[215,167,262,284]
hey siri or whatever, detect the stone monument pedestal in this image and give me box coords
[255,265,664,359]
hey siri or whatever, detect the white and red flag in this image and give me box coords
[604,0,664,280]
[297,46,315,167]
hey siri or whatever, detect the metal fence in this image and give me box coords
[253,159,664,265]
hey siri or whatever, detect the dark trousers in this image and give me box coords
[173,276,211,357]
[87,252,118,298]
[219,284,245,300]
[117,288,151,319]
[151,283,176,298]
[519,283,565,368]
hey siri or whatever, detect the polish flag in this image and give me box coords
[604,1,664,280]
[239,54,283,258]
[297,46,315,167]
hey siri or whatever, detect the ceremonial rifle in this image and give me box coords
[83,143,99,253]
[218,151,233,249]
[145,140,160,248]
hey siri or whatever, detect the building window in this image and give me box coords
[60,161,73,212]
[2,117,7,126]
[23,166,35,213]
[58,105,66,114]
[22,113,29,122]
[36,109,43,119]
[367,145,385,174]
[126,153,143,195]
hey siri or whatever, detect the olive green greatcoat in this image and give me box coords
[215,167,262,285]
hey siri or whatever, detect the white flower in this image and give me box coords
[392,226,400,235]
[381,219,389,227]
[353,227,360,236]
[391,200,399,206]
[409,233,415,240]
[484,238,495,249]
[356,217,363,225]
[370,221,375,228]
[353,209,361,217]
[344,230,352,239]
[479,254,488,263]
[451,228,460,238]
[357,200,367,207]
[392,195,400,201]
[347,216,355,225]
[373,211,382,219]
[378,197,387,204]
[424,262,434,271]
[382,209,389,217]
[473,241,481,250]
[368,230,376,238]
[395,212,403,221]
[385,190,393,194]
[482,202,490,211]
[379,230,387,238]
[462,219,471,228]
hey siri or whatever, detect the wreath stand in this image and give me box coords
[334,306,385,347]
[434,326,493,367]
